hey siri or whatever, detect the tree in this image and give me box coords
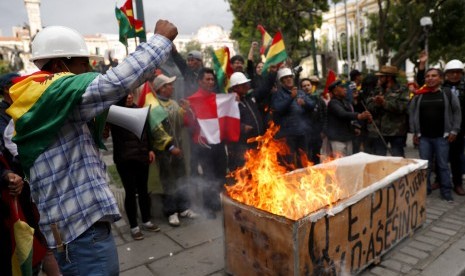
[227,0,329,66]
[366,0,465,69]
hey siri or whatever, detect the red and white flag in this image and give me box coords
[188,93,240,144]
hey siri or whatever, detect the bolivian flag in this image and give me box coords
[7,71,98,171]
[141,87,168,132]
[212,47,233,93]
[262,31,288,74]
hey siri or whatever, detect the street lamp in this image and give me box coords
[420,16,433,69]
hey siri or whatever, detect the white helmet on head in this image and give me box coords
[444,59,464,72]
[31,26,93,69]
[229,72,250,87]
[277,67,293,80]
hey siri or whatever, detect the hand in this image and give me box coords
[154,20,178,41]
[448,134,457,143]
[413,135,420,146]
[290,87,298,98]
[251,41,258,49]
[419,50,428,64]
[374,95,385,106]
[148,151,155,163]
[357,111,372,121]
[6,172,23,196]
[170,147,182,157]
[296,98,305,106]
[179,99,190,110]
[244,125,253,133]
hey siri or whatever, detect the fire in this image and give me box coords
[225,123,344,220]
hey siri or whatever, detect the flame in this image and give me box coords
[226,123,344,220]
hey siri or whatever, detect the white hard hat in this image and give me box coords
[444,59,464,72]
[277,67,293,80]
[229,72,250,87]
[31,26,95,68]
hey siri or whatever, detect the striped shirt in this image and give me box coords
[28,34,172,248]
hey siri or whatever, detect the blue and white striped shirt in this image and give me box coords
[28,34,172,248]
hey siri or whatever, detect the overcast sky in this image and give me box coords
[0,0,233,36]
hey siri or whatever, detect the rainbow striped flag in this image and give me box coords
[7,71,98,171]
[212,47,233,93]
[262,31,288,74]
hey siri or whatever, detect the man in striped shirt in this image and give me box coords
[7,20,177,275]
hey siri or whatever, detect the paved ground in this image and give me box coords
[103,136,465,276]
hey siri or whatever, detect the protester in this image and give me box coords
[6,20,177,275]
[109,92,159,240]
[231,55,246,73]
[365,65,410,157]
[271,68,316,168]
[417,55,465,195]
[172,48,203,98]
[228,71,277,170]
[326,80,372,157]
[153,74,198,226]
[409,68,461,202]
[300,78,327,164]
[185,68,228,219]
[0,73,19,136]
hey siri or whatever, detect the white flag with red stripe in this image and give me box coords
[189,93,240,144]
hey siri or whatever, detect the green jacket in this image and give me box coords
[366,84,410,137]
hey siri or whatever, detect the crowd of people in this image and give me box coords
[1,17,465,275]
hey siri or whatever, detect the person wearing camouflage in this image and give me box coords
[365,65,410,157]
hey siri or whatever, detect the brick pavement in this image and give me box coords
[104,135,465,275]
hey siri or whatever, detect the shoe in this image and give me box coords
[443,197,454,203]
[168,213,180,226]
[142,221,161,232]
[431,182,440,190]
[454,186,465,196]
[180,209,199,219]
[130,228,144,240]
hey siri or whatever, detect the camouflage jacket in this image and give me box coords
[366,84,410,137]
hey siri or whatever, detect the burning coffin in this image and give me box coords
[223,153,428,275]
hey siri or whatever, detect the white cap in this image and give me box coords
[444,59,464,72]
[277,67,293,80]
[31,26,100,69]
[229,72,250,87]
[153,74,177,91]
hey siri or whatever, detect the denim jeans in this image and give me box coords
[419,136,453,200]
[53,222,119,275]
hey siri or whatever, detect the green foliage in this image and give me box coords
[366,0,465,68]
[0,60,12,74]
[227,0,329,66]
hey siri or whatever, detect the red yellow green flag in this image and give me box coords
[119,0,146,41]
[211,47,233,93]
[141,85,168,131]
[261,31,288,74]
[257,25,272,56]
[115,7,132,46]
[7,71,98,171]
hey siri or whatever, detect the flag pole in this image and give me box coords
[134,0,146,43]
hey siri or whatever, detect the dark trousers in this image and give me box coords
[158,152,190,216]
[449,133,465,188]
[192,143,227,212]
[116,161,151,228]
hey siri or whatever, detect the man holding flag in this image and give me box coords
[7,20,177,275]
[185,68,240,219]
